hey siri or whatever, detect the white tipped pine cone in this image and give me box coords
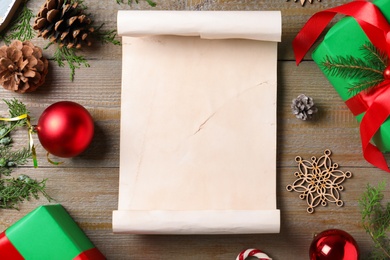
[0,40,49,93]
[291,94,318,120]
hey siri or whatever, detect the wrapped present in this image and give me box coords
[293,0,390,172]
[0,204,105,260]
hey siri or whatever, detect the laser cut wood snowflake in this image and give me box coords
[286,150,352,213]
[286,0,321,6]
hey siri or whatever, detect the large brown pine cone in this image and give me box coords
[0,41,49,93]
[33,0,94,49]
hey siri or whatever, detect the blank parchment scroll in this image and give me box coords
[113,11,281,234]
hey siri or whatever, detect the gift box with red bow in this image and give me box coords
[293,0,390,172]
[0,204,105,260]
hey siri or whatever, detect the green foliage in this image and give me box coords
[359,181,390,259]
[321,42,387,96]
[94,24,121,46]
[116,0,157,7]
[53,45,90,81]
[0,99,52,209]
[0,0,35,44]
[0,175,52,209]
[0,99,30,176]
[0,146,31,176]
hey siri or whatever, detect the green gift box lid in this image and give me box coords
[312,0,390,152]
[0,204,105,260]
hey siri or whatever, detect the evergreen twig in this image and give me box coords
[321,42,387,96]
[0,99,52,209]
[359,181,390,259]
[94,24,121,46]
[53,46,90,81]
[116,0,157,7]
[0,0,35,44]
[0,175,53,209]
[0,99,31,176]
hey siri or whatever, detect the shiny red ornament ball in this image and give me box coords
[309,229,359,260]
[384,66,390,80]
[36,101,94,158]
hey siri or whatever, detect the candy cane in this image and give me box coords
[236,248,272,260]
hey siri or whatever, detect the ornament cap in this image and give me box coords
[383,65,390,80]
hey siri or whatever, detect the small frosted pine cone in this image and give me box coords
[291,94,318,120]
[0,40,49,93]
[33,0,94,49]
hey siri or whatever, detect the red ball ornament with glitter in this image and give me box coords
[36,101,94,158]
[309,229,359,260]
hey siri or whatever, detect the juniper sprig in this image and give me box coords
[0,0,35,44]
[0,175,52,209]
[359,181,390,259]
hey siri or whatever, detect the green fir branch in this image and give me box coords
[359,181,390,259]
[347,78,384,95]
[116,0,157,7]
[0,0,35,44]
[322,55,383,79]
[0,175,53,209]
[53,46,90,81]
[361,42,388,69]
[321,42,388,96]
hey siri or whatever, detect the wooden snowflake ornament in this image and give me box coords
[287,0,321,6]
[286,150,352,213]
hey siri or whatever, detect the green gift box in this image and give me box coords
[311,0,390,152]
[0,204,105,260]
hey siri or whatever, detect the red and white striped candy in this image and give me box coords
[236,248,272,260]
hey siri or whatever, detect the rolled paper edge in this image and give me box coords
[112,210,280,234]
[117,11,282,42]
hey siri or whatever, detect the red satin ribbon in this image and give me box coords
[0,231,105,260]
[345,81,390,116]
[293,0,390,172]
[0,231,24,260]
[74,247,106,260]
[293,0,390,64]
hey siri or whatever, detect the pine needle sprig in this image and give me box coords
[0,0,35,44]
[361,42,388,69]
[53,46,90,81]
[321,42,387,96]
[0,175,53,209]
[94,24,121,46]
[359,181,390,259]
[116,0,157,7]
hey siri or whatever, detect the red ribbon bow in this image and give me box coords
[293,0,390,172]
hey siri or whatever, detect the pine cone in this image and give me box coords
[33,0,94,49]
[291,94,318,120]
[0,40,49,93]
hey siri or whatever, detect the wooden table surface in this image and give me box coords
[1,0,388,259]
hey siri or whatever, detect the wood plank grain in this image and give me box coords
[0,0,389,259]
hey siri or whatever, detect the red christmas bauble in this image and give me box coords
[36,101,94,158]
[309,229,359,260]
[384,66,390,80]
